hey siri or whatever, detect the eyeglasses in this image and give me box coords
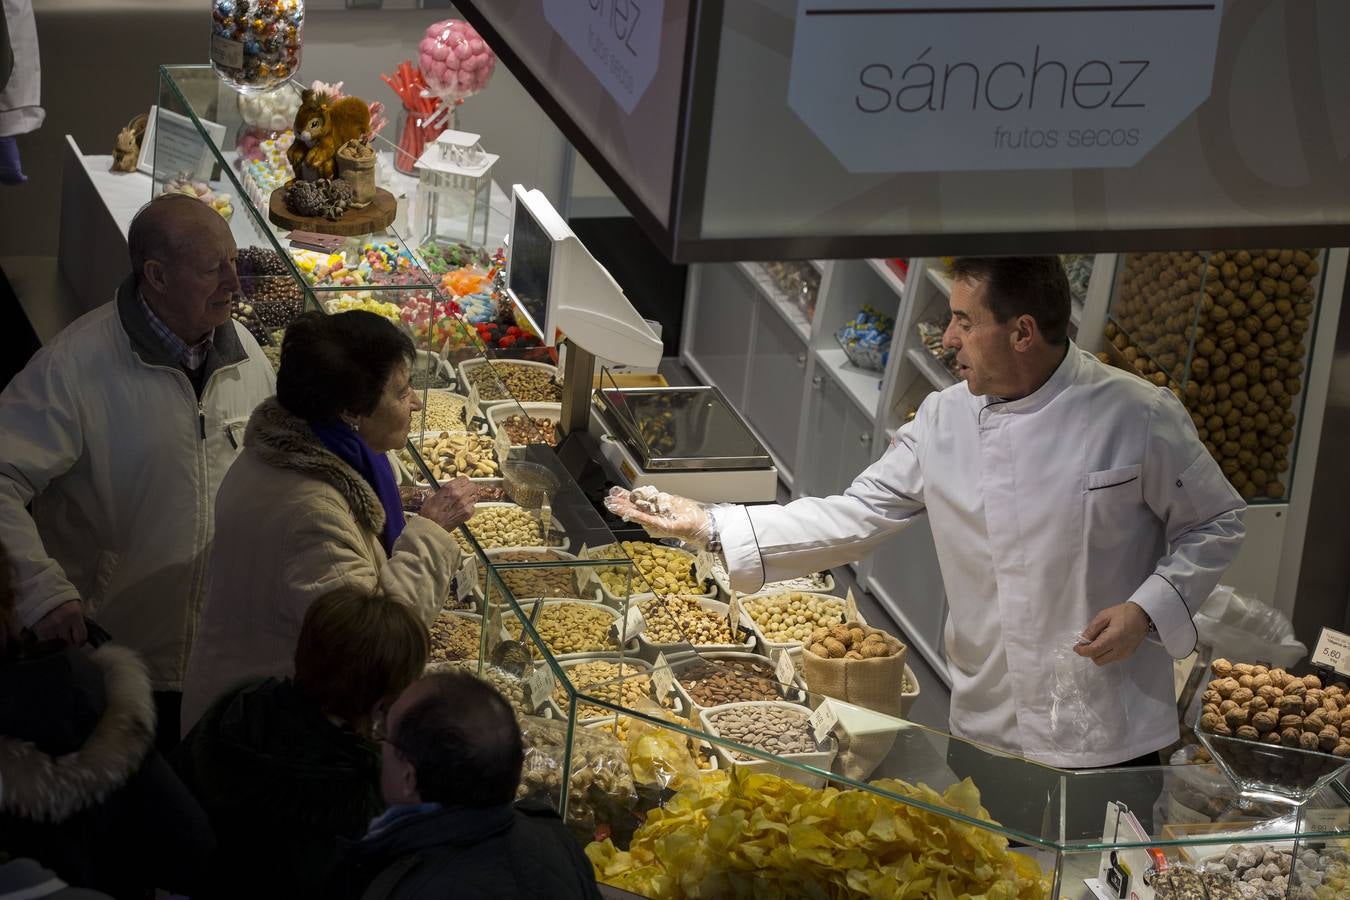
[371,708,397,747]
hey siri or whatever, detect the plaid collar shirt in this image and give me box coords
[140,294,213,371]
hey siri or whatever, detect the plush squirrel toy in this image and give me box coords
[287,89,371,181]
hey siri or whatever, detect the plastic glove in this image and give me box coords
[604,486,716,548]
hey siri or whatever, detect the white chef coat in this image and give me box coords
[715,345,1245,767]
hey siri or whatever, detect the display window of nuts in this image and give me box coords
[465,362,562,403]
[1106,249,1322,500]
[589,541,703,597]
[454,505,550,553]
[479,550,577,598]
[676,657,789,707]
[743,592,847,644]
[703,703,820,760]
[502,601,618,656]
[401,431,499,482]
[639,595,737,646]
[554,660,672,722]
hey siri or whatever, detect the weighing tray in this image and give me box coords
[593,386,771,472]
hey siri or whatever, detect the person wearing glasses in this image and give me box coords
[609,256,1246,780]
[180,310,475,735]
[0,194,276,749]
[175,585,429,899]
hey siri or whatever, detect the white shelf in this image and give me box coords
[817,347,882,422]
[906,346,957,391]
[735,261,812,343]
[866,258,906,298]
[925,265,954,297]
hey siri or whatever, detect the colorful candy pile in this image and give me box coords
[162,178,233,221]
[238,86,302,134]
[239,132,294,209]
[474,321,540,351]
[836,305,894,372]
[415,241,493,275]
[210,0,304,92]
[290,241,430,288]
[399,293,477,351]
[323,293,402,324]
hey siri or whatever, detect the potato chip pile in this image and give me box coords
[586,768,1050,899]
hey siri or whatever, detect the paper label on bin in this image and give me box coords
[525,664,556,712]
[494,428,512,467]
[695,550,716,585]
[774,649,797,691]
[845,589,860,624]
[1303,807,1347,834]
[210,35,244,70]
[614,606,646,643]
[459,556,479,600]
[467,383,482,420]
[1312,627,1350,678]
[809,699,839,743]
[728,595,751,639]
[651,652,674,699]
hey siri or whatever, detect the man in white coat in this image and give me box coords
[609,257,1245,777]
[0,194,276,747]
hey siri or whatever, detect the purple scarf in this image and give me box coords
[310,421,405,556]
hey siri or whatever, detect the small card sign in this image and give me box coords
[459,555,480,601]
[494,427,512,468]
[695,550,715,583]
[613,605,647,643]
[774,649,797,691]
[1311,627,1350,678]
[728,594,752,639]
[809,698,839,744]
[137,105,228,182]
[844,588,860,624]
[487,603,511,644]
[525,664,556,711]
[467,382,483,421]
[651,652,675,700]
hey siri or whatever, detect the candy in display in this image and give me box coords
[835,305,894,372]
[418,19,497,112]
[162,177,233,220]
[238,84,302,134]
[416,241,493,275]
[322,293,402,324]
[210,0,304,93]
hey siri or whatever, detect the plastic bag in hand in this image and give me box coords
[604,486,716,548]
[1048,629,1130,754]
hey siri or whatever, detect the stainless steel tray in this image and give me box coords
[593,385,771,472]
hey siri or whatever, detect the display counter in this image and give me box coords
[153,63,1350,899]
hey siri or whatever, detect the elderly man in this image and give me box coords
[0,194,275,744]
[333,671,602,900]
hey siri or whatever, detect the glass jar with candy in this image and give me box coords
[210,0,304,93]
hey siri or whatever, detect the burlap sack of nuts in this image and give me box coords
[802,623,908,779]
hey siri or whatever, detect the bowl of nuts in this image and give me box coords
[740,591,866,672]
[497,598,627,660]
[1194,659,1350,805]
[458,358,562,405]
[453,503,568,554]
[700,700,837,787]
[485,403,562,449]
[550,654,684,722]
[671,651,807,715]
[400,431,501,483]
[636,595,755,655]
[580,541,715,605]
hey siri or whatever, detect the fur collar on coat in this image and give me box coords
[0,644,155,824]
[244,397,385,536]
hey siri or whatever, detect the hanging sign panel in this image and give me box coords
[787,0,1224,173]
[543,0,666,115]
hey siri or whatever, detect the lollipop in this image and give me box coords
[417,19,496,127]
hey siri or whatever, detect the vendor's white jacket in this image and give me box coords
[0,279,275,690]
[716,345,1245,767]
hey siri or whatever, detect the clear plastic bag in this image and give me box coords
[1194,585,1306,668]
[1048,630,1130,753]
[516,715,636,835]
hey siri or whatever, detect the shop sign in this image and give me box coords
[787,0,1223,172]
[544,0,664,114]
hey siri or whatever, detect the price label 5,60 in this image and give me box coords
[1312,627,1350,678]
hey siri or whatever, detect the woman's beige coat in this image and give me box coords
[180,398,458,734]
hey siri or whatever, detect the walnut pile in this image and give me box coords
[1107,249,1320,499]
[1199,658,1350,755]
[283,177,355,220]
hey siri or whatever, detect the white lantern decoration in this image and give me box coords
[413,129,498,248]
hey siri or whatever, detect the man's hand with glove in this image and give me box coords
[604,486,720,549]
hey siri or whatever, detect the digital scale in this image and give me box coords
[500,186,779,504]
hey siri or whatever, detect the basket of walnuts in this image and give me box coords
[1194,658,1350,804]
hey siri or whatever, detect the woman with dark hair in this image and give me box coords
[176,585,430,899]
[180,311,474,734]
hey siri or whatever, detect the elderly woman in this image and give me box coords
[181,311,474,734]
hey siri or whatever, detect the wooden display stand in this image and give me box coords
[267,186,397,237]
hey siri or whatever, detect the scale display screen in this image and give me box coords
[508,200,553,339]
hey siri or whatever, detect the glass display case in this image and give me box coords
[163,64,1350,898]
[1103,249,1329,503]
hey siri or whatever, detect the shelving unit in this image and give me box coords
[683,255,1116,686]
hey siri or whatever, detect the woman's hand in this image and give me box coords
[419,476,477,534]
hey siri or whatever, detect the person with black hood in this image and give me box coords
[0,539,214,897]
[174,584,430,899]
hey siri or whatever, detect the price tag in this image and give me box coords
[525,664,556,712]
[809,699,839,744]
[613,605,647,643]
[1312,628,1350,678]
[774,649,797,691]
[845,589,860,624]
[459,555,480,600]
[467,382,482,421]
[728,594,751,638]
[651,652,675,700]
[494,427,512,467]
[210,34,244,69]
[487,603,511,644]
